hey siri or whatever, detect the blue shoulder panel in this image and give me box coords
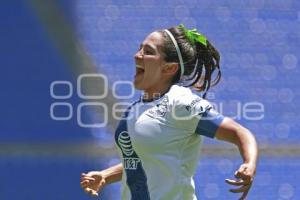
[195,109,224,138]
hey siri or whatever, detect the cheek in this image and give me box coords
[144,58,162,76]
[145,65,161,76]
[144,63,162,83]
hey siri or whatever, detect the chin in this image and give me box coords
[134,79,150,91]
[133,82,144,90]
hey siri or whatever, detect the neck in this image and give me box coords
[142,83,172,101]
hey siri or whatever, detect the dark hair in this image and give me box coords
[158,26,221,98]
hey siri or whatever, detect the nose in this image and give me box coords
[134,50,143,61]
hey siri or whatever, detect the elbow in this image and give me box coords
[215,117,257,148]
[234,126,257,149]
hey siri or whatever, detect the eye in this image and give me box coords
[144,47,155,55]
[138,44,155,55]
[145,50,154,55]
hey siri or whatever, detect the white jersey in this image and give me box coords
[115,85,224,200]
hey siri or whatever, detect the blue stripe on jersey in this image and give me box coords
[195,109,224,138]
[115,101,151,200]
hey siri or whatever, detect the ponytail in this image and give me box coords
[191,40,221,98]
[159,24,221,98]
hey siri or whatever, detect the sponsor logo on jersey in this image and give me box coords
[185,98,202,112]
[123,158,141,170]
[118,131,134,156]
[118,131,141,170]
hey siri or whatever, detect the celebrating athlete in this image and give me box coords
[80,24,258,200]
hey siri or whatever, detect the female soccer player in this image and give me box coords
[80,24,258,200]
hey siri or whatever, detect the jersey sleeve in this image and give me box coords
[171,93,224,138]
[194,108,224,138]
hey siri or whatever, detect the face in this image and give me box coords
[133,31,170,92]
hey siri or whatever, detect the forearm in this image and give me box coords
[101,163,123,184]
[234,127,258,165]
[215,118,258,198]
[216,118,258,165]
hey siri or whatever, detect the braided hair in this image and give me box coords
[158,25,221,98]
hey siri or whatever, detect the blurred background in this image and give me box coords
[1,0,299,199]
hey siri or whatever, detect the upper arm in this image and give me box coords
[215,117,247,144]
[194,109,225,138]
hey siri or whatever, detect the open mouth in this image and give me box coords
[136,65,145,75]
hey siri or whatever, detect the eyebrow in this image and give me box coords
[140,43,156,51]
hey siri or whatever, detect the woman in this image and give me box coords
[80,24,258,200]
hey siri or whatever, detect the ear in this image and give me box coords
[162,63,179,76]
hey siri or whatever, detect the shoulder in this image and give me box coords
[167,84,193,99]
[167,85,212,112]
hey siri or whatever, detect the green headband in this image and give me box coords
[179,24,207,46]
